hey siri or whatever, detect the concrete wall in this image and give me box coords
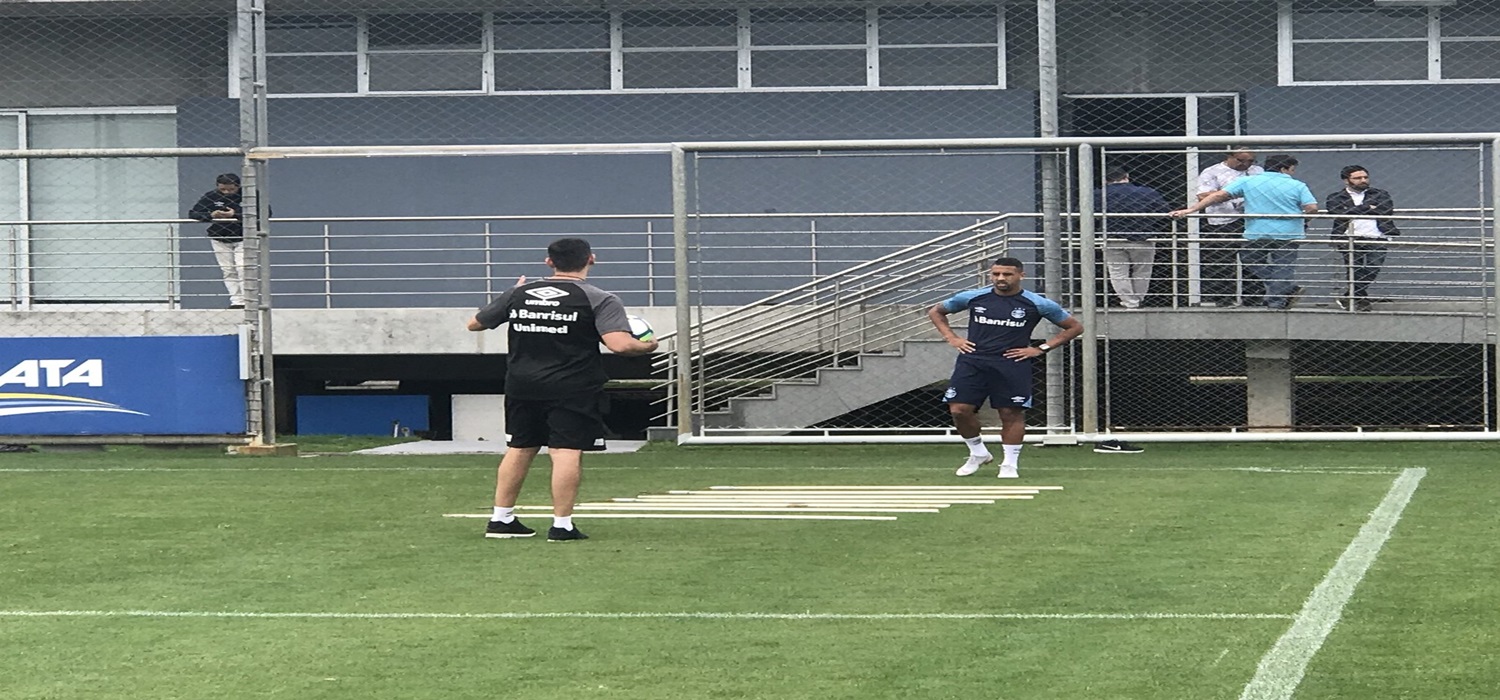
[175,89,1040,309]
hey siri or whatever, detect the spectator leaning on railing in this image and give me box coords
[1326,165,1399,312]
[1171,154,1318,310]
[1094,167,1170,310]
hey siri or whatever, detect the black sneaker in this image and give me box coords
[1094,440,1144,454]
[484,518,536,539]
[547,526,589,542]
[1284,286,1306,310]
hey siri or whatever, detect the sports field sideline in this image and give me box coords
[3,441,1497,699]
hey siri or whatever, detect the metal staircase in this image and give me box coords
[652,215,1025,434]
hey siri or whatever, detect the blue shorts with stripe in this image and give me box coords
[943,354,1033,409]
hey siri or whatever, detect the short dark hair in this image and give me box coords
[992,256,1024,271]
[548,237,593,272]
[1263,154,1298,173]
[1340,165,1368,180]
[216,173,240,186]
[1104,167,1129,182]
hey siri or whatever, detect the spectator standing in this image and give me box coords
[1326,165,1399,312]
[1196,149,1265,306]
[1095,167,1170,309]
[187,173,246,309]
[1171,154,1318,310]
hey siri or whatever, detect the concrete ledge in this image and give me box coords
[229,442,300,457]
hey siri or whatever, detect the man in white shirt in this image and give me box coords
[1325,165,1399,312]
[1196,149,1264,306]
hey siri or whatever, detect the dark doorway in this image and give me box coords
[1063,96,1190,308]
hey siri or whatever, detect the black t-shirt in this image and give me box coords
[473,278,631,399]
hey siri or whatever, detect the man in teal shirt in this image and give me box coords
[1172,154,1318,309]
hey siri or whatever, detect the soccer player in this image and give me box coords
[927,257,1083,478]
[467,237,658,542]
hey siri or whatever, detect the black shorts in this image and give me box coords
[505,394,607,451]
[943,355,1033,410]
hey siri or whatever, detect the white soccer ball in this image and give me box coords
[627,315,655,342]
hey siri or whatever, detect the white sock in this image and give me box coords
[491,506,514,523]
[964,436,990,457]
[1001,444,1022,466]
[553,516,574,531]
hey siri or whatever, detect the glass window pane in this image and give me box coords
[0,116,16,303]
[623,10,737,48]
[369,53,484,91]
[623,51,737,88]
[27,114,176,302]
[751,8,866,46]
[267,15,356,53]
[369,13,482,50]
[880,46,998,86]
[753,49,866,87]
[1440,40,1500,79]
[881,6,998,45]
[1293,41,1426,81]
[496,11,610,50]
[267,54,357,94]
[1442,7,1500,38]
[1293,10,1426,40]
[495,52,611,91]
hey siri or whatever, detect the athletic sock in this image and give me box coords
[553,516,574,531]
[964,436,990,457]
[1001,444,1022,466]
[491,506,514,523]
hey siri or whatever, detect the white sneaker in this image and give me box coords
[956,453,993,476]
[998,463,1019,479]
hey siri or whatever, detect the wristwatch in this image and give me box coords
[1038,343,1053,353]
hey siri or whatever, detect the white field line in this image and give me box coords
[1238,467,1427,700]
[624,497,1014,504]
[0,466,1403,474]
[442,513,899,521]
[0,609,1295,622]
[705,486,1063,491]
[672,491,1042,497]
[611,498,994,505]
[511,505,943,513]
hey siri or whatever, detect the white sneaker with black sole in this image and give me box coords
[956,453,993,476]
[1094,440,1144,454]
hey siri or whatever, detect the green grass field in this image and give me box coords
[3,442,1497,699]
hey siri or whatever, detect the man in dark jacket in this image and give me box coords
[1094,168,1170,309]
[1326,165,1398,312]
[188,173,245,308]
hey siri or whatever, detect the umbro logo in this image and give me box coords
[526,286,570,301]
[1010,396,1026,403]
[972,306,986,315]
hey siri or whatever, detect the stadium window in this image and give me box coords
[262,4,1014,96]
[749,7,868,88]
[264,15,358,94]
[1285,1,1500,84]
[876,5,1003,87]
[494,11,611,91]
[621,10,738,89]
[366,13,485,92]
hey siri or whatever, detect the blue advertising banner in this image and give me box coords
[0,336,245,436]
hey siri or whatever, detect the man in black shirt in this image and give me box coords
[467,237,658,542]
[187,173,246,309]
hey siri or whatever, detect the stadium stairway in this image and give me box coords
[700,339,953,431]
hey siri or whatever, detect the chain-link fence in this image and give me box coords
[667,136,1497,441]
[0,150,264,443]
[7,0,1500,443]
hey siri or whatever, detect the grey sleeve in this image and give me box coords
[473,288,516,329]
[585,286,631,337]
